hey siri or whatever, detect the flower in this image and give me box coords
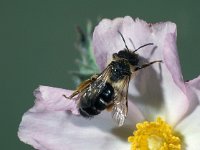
[18,16,200,150]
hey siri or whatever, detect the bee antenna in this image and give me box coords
[129,38,136,50]
[133,43,154,53]
[118,31,129,50]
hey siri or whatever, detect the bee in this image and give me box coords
[64,32,161,126]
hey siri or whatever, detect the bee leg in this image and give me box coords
[63,74,99,99]
[63,91,80,99]
[134,60,162,71]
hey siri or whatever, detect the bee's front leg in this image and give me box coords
[134,60,162,71]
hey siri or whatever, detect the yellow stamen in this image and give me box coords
[128,117,181,150]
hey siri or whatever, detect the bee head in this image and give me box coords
[117,31,154,66]
[113,50,139,66]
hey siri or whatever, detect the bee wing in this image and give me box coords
[80,65,112,100]
[112,76,130,126]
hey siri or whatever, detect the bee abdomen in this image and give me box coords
[94,82,114,110]
[79,107,100,118]
[79,82,114,118]
[94,98,107,110]
[100,83,114,101]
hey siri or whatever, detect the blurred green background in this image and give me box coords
[0,0,200,149]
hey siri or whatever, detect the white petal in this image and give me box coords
[18,86,133,150]
[93,17,124,70]
[33,86,79,114]
[93,16,189,126]
[129,31,189,126]
[186,75,200,102]
[175,106,200,150]
[126,98,145,125]
[18,111,130,150]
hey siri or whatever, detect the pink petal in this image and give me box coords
[186,75,200,102]
[183,76,200,117]
[126,98,145,125]
[32,86,79,114]
[93,16,189,126]
[187,75,200,88]
[18,86,140,150]
[175,106,200,150]
[93,17,124,70]
[18,111,131,150]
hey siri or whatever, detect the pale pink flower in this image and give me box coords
[18,16,200,150]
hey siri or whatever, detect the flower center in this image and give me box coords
[128,117,181,150]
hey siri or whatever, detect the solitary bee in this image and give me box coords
[64,32,161,126]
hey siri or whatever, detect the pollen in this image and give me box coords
[128,117,181,150]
